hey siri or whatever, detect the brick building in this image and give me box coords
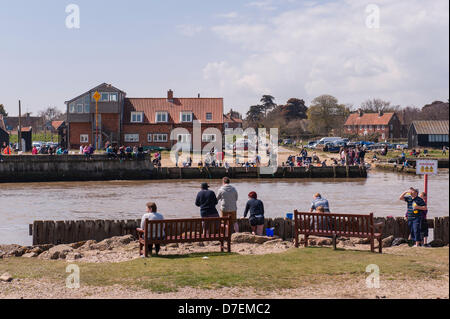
[223,109,243,131]
[344,110,402,140]
[65,83,224,150]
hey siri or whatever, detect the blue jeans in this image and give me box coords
[408,218,422,242]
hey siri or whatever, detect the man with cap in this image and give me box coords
[195,183,219,218]
[400,187,427,247]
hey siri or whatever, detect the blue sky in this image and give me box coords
[0,0,448,116]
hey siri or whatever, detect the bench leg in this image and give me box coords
[378,237,382,254]
[304,235,309,248]
[220,240,224,253]
[295,234,299,248]
[144,241,149,258]
[228,239,231,253]
[332,234,337,250]
[139,242,144,256]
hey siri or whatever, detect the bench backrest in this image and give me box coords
[144,217,231,243]
[294,210,375,237]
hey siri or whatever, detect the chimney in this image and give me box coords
[378,110,384,117]
[198,93,200,98]
[358,108,363,117]
[167,89,174,101]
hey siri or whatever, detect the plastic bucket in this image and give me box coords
[266,228,274,237]
[286,213,293,220]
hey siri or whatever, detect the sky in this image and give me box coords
[0,0,448,116]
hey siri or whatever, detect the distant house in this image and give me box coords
[3,113,44,133]
[408,120,449,148]
[65,83,224,149]
[344,110,402,140]
[0,114,9,146]
[223,110,243,131]
[52,121,68,149]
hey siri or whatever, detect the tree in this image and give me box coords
[38,107,63,123]
[0,104,7,116]
[281,98,308,120]
[360,98,400,113]
[307,95,350,136]
[245,105,264,127]
[421,101,449,120]
[260,95,276,118]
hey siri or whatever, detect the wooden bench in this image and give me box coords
[137,216,232,257]
[294,211,384,253]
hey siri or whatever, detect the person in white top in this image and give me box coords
[140,202,165,256]
[79,145,84,155]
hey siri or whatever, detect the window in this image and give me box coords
[390,124,393,130]
[110,93,118,102]
[84,104,90,113]
[377,125,381,130]
[206,113,213,121]
[180,112,193,122]
[69,103,76,113]
[131,112,143,123]
[100,93,110,102]
[80,134,89,143]
[202,134,216,142]
[77,104,83,113]
[224,123,229,129]
[177,134,191,143]
[444,135,449,142]
[147,134,152,142]
[156,112,168,123]
[124,134,139,142]
[154,134,168,142]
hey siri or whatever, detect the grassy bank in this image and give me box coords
[1,247,447,293]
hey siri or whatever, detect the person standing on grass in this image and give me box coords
[244,191,265,236]
[140,202,164,256]
[419,192,430,247]
[217,177,239,233]
[400,187,427,247]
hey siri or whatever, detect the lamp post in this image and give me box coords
[93,91,101,149]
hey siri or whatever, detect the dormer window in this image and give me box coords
[180,112,193,123]
[156,112,168,123]
[131,112,143,123]
[206,113,213,121]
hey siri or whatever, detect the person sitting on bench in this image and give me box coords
[140,202,165,256]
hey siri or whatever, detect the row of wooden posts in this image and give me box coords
[30,216,449,246]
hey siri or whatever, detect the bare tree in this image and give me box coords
[360,98,400,113]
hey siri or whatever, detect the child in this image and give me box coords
[419,192,429,247]
[243,192,265,236]
[140,202,164,256]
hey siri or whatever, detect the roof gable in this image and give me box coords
[411,120,449,135]
[345,112,395,126]
[124,97,223,123]
[66,83,126,104]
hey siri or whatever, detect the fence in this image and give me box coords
[29,216,449,246]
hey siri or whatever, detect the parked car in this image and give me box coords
[396,144,408,150]
[304,141,318,149]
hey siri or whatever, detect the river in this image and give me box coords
[0,169,448,245]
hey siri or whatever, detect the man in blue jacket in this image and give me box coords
[195,183,219,218]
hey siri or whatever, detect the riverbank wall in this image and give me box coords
[0,155,367,183]
[29,216,449,246]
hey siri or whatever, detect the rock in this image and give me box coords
[66,252,82,260]
[47,244,73,260]
[70,241,88,249]
[429,239,445,247]
[166,243,179,248]
[350,238,370,245]
[231,232,277,244]
[90,235,134,251]
[391,238,408,246]
[263,239,283,246]
[317,238,333,246]
[382,235,394,248]
[194,242,205,247]
[22,252,38,258]
[37,251,50,260]
[0,273,13,282]
[78,240,97,251]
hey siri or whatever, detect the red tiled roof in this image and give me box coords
[124,98,223,124]
[52,121,64,130]
[345,112,395,126]
[223,114,243,123]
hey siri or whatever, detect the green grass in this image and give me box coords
[0,248,447,293]
[9,133,59,144]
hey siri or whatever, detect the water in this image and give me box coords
[0,169,448,245]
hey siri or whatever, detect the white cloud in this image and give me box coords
[176,24,203,37]
[205,0,449,111]
[217,12,239,19]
